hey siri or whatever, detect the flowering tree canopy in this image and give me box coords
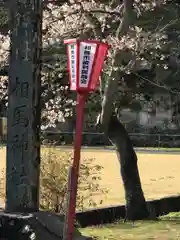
[0,0,180,129]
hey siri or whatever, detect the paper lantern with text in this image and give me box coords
[64,39,109,93]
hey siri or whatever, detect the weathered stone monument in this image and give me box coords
[6,0,42,212]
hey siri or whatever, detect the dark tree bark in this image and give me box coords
[107,115,149,220]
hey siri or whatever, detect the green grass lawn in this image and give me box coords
[79,212,180,240]
[80,214,180,239]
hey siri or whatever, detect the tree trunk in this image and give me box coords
[107,115,149,220]
[6,0,42,212]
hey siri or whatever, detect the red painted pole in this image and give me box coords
[65,93,87,240]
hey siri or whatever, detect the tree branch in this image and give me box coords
[100,65,122,130]
[116,0,134,37]
[100,0,134,130]
[47,9,123,24]
[85,12,104,38]
[134,72,180,95]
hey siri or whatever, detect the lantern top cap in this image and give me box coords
[64,39,110,48]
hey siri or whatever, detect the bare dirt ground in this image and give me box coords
[80,150,180,207]
[0,147,179,209]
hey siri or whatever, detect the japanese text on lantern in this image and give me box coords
[80,45,91,85]
[69,44,76,89]
[79,43,96,87]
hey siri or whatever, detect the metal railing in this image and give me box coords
[0,118,180,147]
[41,131,180,148]
[0,115,180,148]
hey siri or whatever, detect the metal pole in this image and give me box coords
[158,134,161,148]
[6,0,42,212]
[63,166,72,240]
[64,93,87,240]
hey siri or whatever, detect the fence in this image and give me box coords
[1,114,180,148]
[41,131,180,148]
[129,133,180,148]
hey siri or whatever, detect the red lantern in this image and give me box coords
[64,39,109,93]
[63,39,109,240]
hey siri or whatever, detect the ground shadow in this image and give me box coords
[0,210,91,240]
[76,195,180,227]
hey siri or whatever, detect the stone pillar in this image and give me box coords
[6,0,42,212]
